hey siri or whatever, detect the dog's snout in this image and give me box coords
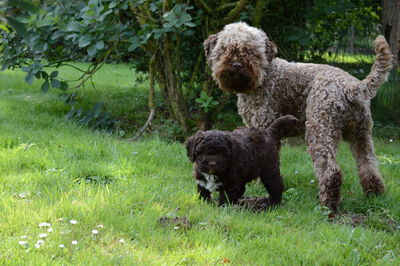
[232,62,243,69]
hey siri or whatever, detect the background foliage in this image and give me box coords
[1,0,398,139]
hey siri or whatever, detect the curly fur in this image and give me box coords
[185,115,298,206]
[204,22,393,210]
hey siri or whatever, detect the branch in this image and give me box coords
[69,48,113,91]
[224,0,251,24]
[193,0,214,16]
[217,3,236,11]
[58,63,87,73]
[128,54,156,142]
[253,0,268,27]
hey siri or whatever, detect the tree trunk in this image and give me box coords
[383,0,400,68]
[156,40,191,134]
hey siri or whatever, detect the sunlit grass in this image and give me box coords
[0,66,399,264]
[322,53,375,64]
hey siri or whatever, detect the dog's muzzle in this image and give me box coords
[219,69,253,93]
[200,161,217,174]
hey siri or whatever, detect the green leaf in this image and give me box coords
[79,35,92,48]
[51,31,64,40]
[95,40,104,50]
[51,79,60,88]
[0,23,10,33]
[6,17,29,40]
[109,1,117,8]
[66,21,80,32]
[185,22,196,27]
[41,71,48,79]
[181,13,192,22]
[25,73,34,84]
[60,81,68,90]
[93,103,102,118]
[50,71,58,78]
[87,44,97,57]
[128,36,139,51]
[41,81,50,92]
[8,0,39,13]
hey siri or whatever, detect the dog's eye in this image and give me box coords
[210,148,226,155]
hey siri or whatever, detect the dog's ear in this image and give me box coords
[223,133,234,159]
[185,131,204,162]
[204,34,218,59]
[265,38,277,62]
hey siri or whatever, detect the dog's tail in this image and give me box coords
[347,36,393,102]
[266,115,299,140]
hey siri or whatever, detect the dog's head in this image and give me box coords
[204,22,277,94]
[185,130,232,176]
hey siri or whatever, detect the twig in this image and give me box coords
[224,0,251,24]
[69,48,113,90]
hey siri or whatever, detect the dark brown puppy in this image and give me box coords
[185,115,298,206]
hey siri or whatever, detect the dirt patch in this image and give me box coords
[333,211,400,232]
[235,197,279,212]
[335,212,368,227]
[159,216,192,229]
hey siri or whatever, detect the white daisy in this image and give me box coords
[18,240,28,246]
[69,220,78,224]
[71,240,78,245]
[39,233,48,238]
[91,229,99,235]
[59,244,65,248]
[39,222,51,227]
[119,239,125,243]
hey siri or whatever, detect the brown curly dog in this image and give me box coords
[204,22,393,210]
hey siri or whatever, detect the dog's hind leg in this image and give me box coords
[260,164,284,204]
[348,132,385,196]
[306,117,343,211]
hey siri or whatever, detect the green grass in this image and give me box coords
[322,53,374,64]
[0,65,399,265]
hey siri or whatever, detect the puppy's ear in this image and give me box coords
[204,34,218,59]
[265,38,277,62]
[185,131,204,162]
[223,133,234,158]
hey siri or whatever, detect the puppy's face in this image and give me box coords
[185,131,232,176]
[204,22,277,94]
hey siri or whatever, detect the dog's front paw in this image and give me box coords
[197,184,212,202]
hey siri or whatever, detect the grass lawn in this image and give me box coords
[0,65,399,265]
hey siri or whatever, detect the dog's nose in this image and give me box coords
[232,62,243,69]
